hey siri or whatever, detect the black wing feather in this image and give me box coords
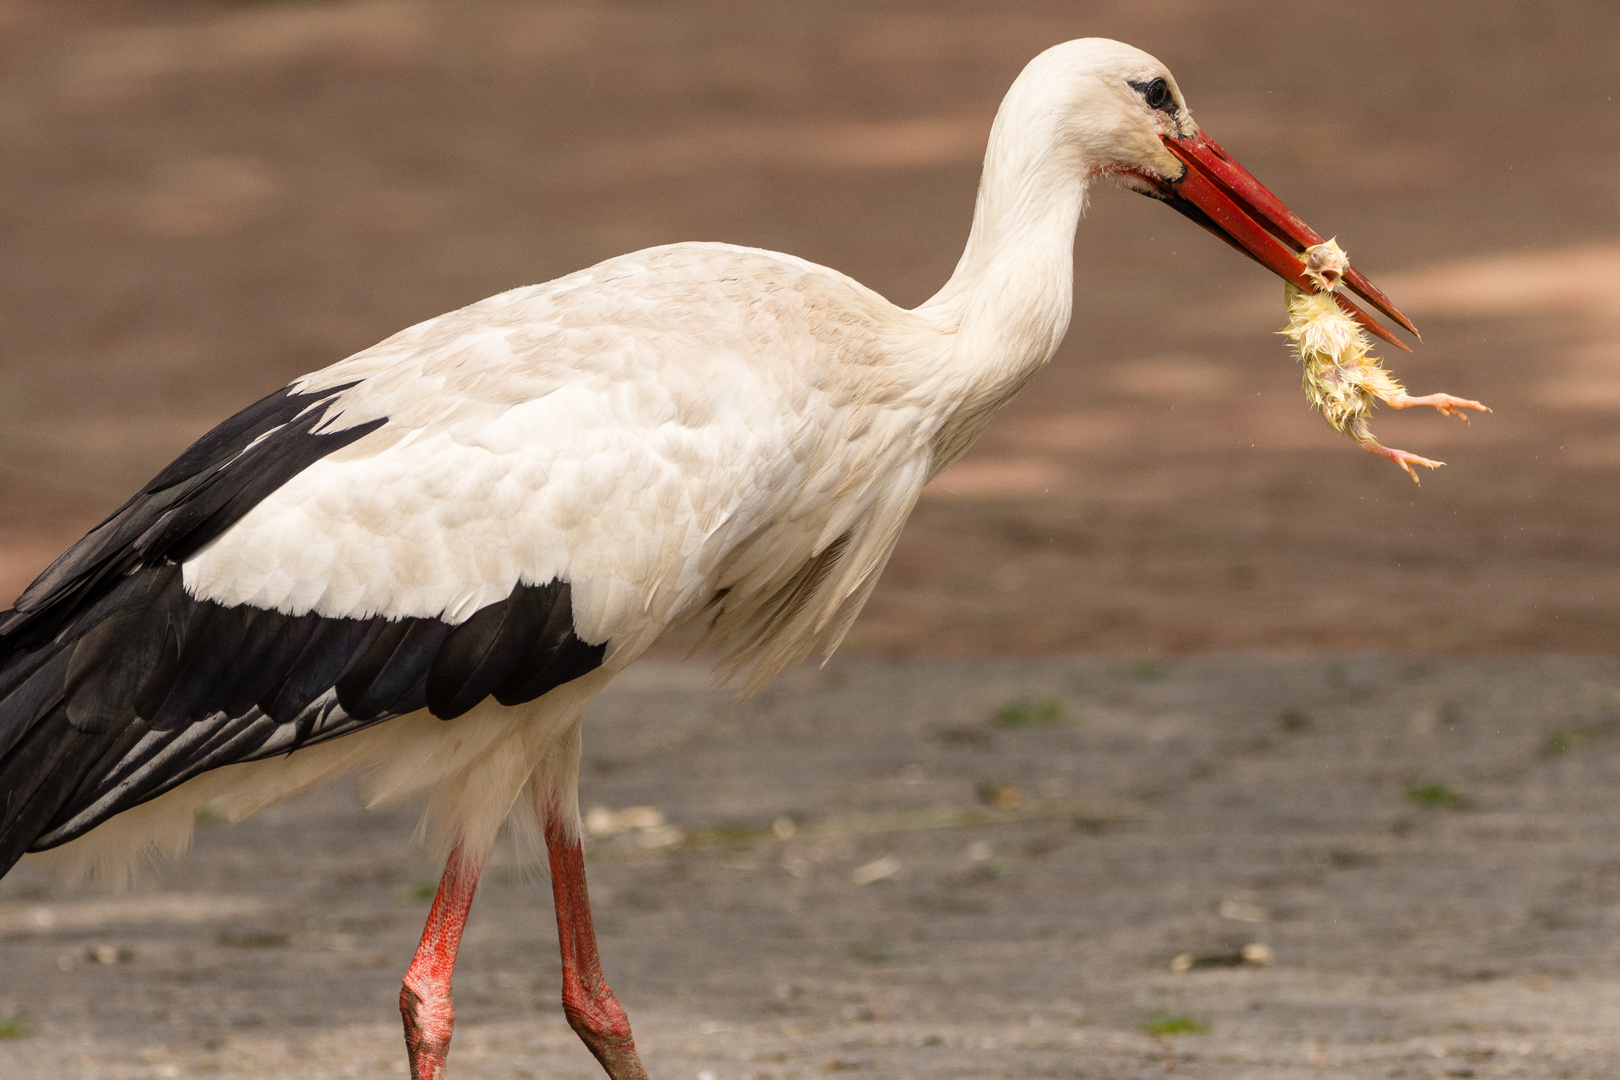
[337,618,453,720]
[212,611,324,718]
[0,652,73,764]
[62,566,184,733]
[0,713,104,861]
[0,382,607,878]
[428,581,560,720]
[495,585,606,706]
[146,603,261,731]
[259,618,385,724]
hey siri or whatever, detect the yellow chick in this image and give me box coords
[1282,239,1488,483]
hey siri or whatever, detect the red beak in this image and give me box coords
[1144,131,1419,352]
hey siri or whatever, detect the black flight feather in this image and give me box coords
[145,602,262,731]
[0,378,607,879]
[333,617,452,721]
[258,618,386,724]
[0,711,104,871]
[495,584,604,706]
[428,581,558,720]
[211,610,324,719]
[63,565,184,733]
[0,651,73,764]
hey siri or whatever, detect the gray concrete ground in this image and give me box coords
[4,655,1620,1078]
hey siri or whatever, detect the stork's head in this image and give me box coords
[1011,39,1417,347]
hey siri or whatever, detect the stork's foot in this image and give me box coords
[1359,439,1444,484]
[562,981,650,1080]
[1382,391,1491,421]
[400,984,454,1080]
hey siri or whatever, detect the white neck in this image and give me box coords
[916,88,1091,390]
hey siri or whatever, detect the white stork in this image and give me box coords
[0,39,1416,1080]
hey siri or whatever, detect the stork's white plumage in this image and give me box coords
[0,39,1419,1080]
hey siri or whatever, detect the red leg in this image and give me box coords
[544,801,650,1080]
[399,846,483,1080]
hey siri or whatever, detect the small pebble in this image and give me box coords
[851,856,899,885]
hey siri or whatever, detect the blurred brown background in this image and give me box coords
[2,0,1618,656]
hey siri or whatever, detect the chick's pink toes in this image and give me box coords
[1359,441,1445,484]
[1384,392,1492,421]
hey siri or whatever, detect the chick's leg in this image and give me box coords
[1379,391,1491,421]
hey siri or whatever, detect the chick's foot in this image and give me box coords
[1381,391,1492,421]
[1358,439,1445,484]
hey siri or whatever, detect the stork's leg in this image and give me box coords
[544,800,651,1080]
[399,845,483,1080]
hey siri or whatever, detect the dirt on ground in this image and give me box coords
[1,0,1618,653]
[8,655,1620,1079]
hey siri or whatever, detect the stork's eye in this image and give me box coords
[1131,77,1174,112]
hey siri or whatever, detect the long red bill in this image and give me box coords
[1143,131,1419,352]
